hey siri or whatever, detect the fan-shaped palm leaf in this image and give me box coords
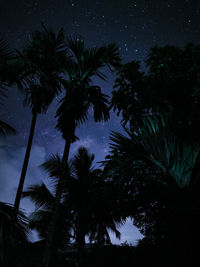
[106,115,200,190]
[66,37,120,82]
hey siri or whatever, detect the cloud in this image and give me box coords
[0,142,46,210]
[0,142,48,241]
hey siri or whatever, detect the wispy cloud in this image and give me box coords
[0,142,46,210]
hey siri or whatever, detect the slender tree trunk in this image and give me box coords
[14,111,37,212]
[41,140,70,267]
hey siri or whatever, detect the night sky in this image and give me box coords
[0,0,200,244]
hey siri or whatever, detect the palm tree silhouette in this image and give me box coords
[24,147,122,266]
[42,38,121,267]
[14,27,66,212]
[67,147,123,265]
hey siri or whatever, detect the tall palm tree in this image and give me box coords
[42,38,121,267]
[104,115,200,264]
[0,40,30,266]
[49,149,122,246]
[14,27,66,212]
[67,147,123,265]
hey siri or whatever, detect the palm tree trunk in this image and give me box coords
[41,140,70,267]
[14,111,37,212]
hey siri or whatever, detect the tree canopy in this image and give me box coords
[112,44,200,145]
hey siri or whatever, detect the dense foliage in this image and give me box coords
[112,44,200,145]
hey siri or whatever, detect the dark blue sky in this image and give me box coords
[0,0,200,244]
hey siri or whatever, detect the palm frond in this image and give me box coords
[22,183,55,210]
[29,206,72,244]
[0,120,16,136]
[0,202,29,243]
[66,36,85,64]
[106,115,200,189]
[65,37,120,82]
[40,154,63,178]
[29,210,52,239]
[0,39,13,102]
[0,39,13,60]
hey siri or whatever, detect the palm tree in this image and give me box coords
[42,38,121,267]
[24,147,122,266]
[104,115,200,264]
[68,147,124,265]
[14,27,66,212]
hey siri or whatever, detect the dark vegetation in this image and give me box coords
[1,26,200,266]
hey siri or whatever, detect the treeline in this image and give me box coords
[1,26,200,267]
